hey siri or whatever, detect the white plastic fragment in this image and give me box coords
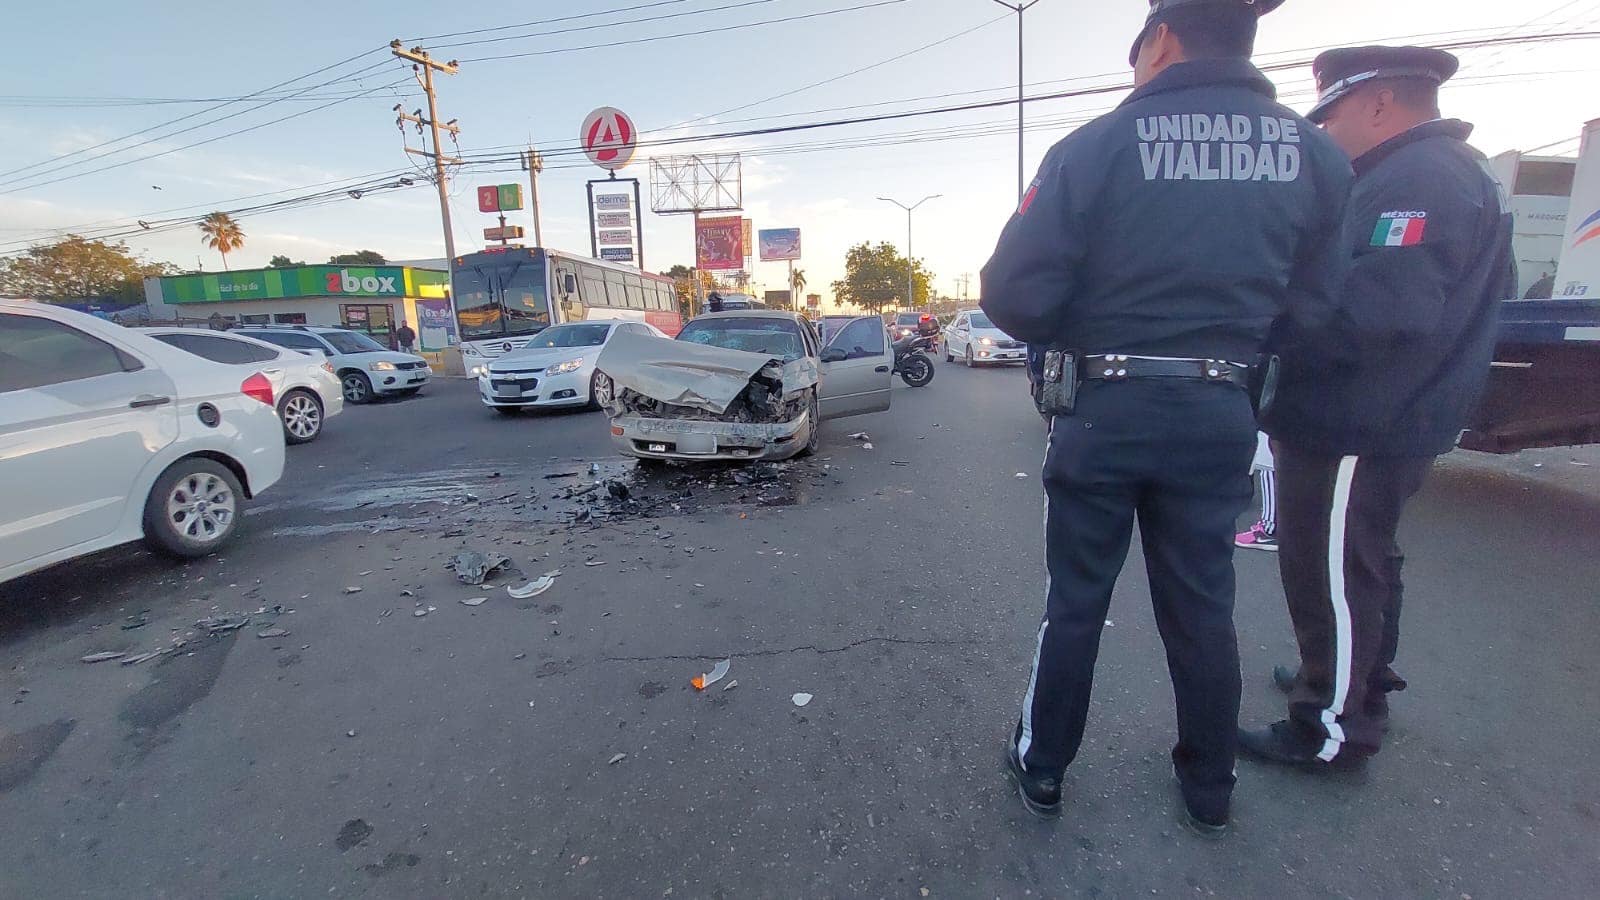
[460,597,487,607]
[692,659,731,690]
[608,753,627,765]
[792,692,813,707]
[508,575,555,599]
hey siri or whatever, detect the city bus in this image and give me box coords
[451,247,682,367]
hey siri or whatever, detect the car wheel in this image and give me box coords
[944,342,953,363]
[341,371,373,404]
[589,371,614,410]
[796,391,821,458]
[279,389,323,444]
[964,346,975,368]
[493,406,521,416]
[143,458,244,558]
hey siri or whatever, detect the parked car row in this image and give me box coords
[0,302,431,586]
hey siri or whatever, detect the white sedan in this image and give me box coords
[944,309,1028,366]
[139,327,344,444]
[0,300,285,584]
[477,320,669,414]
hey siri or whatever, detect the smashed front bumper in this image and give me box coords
[611,408,812,462]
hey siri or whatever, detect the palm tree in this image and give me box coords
[791,268,807,297]
[198,212,245,270]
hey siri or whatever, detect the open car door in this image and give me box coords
[818,316,893,419]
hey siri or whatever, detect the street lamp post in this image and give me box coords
[878,194,941,311]
[990,0,1040,204]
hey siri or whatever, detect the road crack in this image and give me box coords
[603,636,966,663]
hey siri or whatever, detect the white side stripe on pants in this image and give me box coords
[1318,455,1359,762]
[1016,414,1059,770]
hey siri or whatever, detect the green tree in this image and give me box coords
[830,241,933,314]
[791,268,807,295]
[660,265,731,317]
[267,254,305,268]
[329,250,387,265]
[198,212,245,270]
[0,235,173,304]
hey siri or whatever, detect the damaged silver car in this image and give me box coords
[596,311,893,462]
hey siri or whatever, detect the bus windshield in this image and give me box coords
[454,255,550,341]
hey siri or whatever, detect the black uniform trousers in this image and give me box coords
[1013,378,1256,822]
[1275,443,1432,760]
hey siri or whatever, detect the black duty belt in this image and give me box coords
[1080,354,1250,387]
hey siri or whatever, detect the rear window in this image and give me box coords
[150,332,280,364]
[895,313,921,325]
[322,331,386,354]
[677,317,806,361]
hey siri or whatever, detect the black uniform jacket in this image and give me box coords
[1266,119,1516,457]
[980,58,1353,364]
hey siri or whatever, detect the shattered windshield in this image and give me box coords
[676,318,806,361]
[524,323,611,348]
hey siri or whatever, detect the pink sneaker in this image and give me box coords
[1235,523,1278,551]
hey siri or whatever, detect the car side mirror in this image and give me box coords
[819,347,847,363]
[563,273,578,294]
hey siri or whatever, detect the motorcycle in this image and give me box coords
[891,334,936,387]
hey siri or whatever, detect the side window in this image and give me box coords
[0,313,138,393]
[150,332,279,364]
[256,331,327,354]
[274,312,307,324]
[826,318,886,360]
[623,275,645,309]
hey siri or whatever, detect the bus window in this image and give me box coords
[454,265,505,340]
[577,264,606,321]
[624,274,646,309]
[603,270,629,310]
[503,261,551,333]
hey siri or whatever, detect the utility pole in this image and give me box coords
[878,194,941,311]
[521,147,545,248]
[391,40,460,266]
[990,0,1040,204]
[958,272,972,302]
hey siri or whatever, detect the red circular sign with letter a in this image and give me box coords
[581,107,637,172]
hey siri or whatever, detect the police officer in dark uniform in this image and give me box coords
[1239,46,1515,769]
[982,0,1353,835]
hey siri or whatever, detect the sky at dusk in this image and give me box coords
[3,0,1597,309]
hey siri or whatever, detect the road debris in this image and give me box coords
[861,442,874,451]
[80,651,125,664]
[722,680,739,692]
[412,608,429,618]
[121,650,164,666]
[508,575,555,599]
[608,752,628,766]
[343,586,363,594]
[584,560,608,567]
[358,570,373,576]
[256,627,290,639]
[336,818,374,852]
[544,471,580,479]
[792,692,814,707]
[1015,472,1027,478]
[120,615,150,630]
[460,597,488,607]
[447,550,509,585]
[195,615,250,634]
[691,659,731,691]
[848,432,870,441]
[606,481,630,501]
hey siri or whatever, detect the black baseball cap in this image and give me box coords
[1306,45,1460,123]
[1129,0,1287,67]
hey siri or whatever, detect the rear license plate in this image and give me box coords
[647,443,668,453]
[674,433,717,455]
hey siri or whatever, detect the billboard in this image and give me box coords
[594,193,631,210]
[741,219,753,260]
[596,211,631,228]
[758,228,802,261]
[598,229,633,246]
[600,247,635,262]
[696,216,744,270]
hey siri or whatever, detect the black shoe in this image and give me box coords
[1272,664,1298,693]
[1178,803,1229,839]
[1238,721,1368,772]
[1003,744,1062,819]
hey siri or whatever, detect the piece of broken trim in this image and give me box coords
[507,575,555,599]
[691,659,731,691]
[792,692,814,707]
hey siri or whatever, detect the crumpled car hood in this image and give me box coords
[595,329,818,416]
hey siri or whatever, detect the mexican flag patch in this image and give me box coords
[1371,212,1427,247]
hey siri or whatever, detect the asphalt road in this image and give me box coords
[2,364,1597,898]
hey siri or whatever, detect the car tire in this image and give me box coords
[341,371,373,404]
[278,389,323,444]
[944,343,954,363]
[589,371,614,410]
[796,391,821,458]
[964,346,975,368]
[143,458,245,559]
[493,406,520,416]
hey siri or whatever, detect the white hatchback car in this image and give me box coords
[139,327,344,444]
[237,325,430,404]
[944,309,1028,366]
[0,300,285,584]
[477,320,669,414]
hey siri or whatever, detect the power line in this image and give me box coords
[432,0,779,50]
[0,46,388,182]
[457,0,908,62]
[409,0,695,42]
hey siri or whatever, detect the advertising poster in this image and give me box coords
[696,216,744,270]
[416,297,457,351]
[758,228,802,261]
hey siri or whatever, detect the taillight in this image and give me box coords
[322,362,335,374]
[242,373,275,407]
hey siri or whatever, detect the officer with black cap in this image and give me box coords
[981,0,1352,835]
[1239,47,1515,769]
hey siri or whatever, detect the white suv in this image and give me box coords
[240,326,430,403]
[1,300,285,583]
